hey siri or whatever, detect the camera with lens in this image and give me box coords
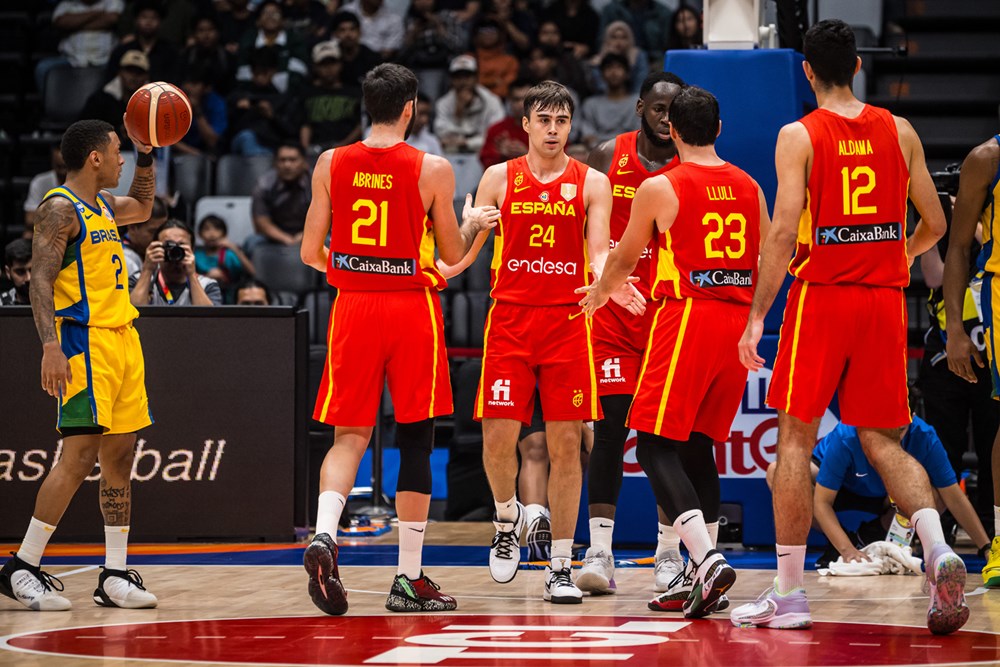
[931,163,961,197]
[162,240,186,263]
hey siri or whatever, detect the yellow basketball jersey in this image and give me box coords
[976,135,1000,273]
[43,186,139,328]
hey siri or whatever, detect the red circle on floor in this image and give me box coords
[3,615,998,666]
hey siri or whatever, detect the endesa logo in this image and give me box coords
[621,368,837,478]
[506,257,579,275]
[333,252,415,275]
[690,269,752,288]
[816,222,901,245]
[610,238,651,260]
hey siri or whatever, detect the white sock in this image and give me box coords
[994,505,999,537]
[495,495,519,522]
[912,507,946,550]
[656,522,680,557]
[104,526,129,571]
[18,517,56,567]
[673,509,713,564]
[707,521,719,548]
[551,538,573,561]
[316,491,347,541]
[524,503,547,526]
[775,544,806,594]
[589,518,614,551]
[397,521,426,579]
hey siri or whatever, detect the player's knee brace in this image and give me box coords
[589,395,632,505]
[396,418,434,495]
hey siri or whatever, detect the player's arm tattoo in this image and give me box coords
[99,477,131,526]
[30,198,78,345]
[127,154,156,204]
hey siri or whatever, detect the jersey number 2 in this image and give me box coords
[352,199,388,246]
[841,166,877,215]
[111,255,124,290]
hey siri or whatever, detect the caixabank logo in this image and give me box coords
[333,252,416,275]
[690,269,753,288]
[816,222,901,245]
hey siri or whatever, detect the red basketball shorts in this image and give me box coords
[475,301,602,424]
[767,280,910,428]
[314,289,453,427]
[629,297,749,442]
[592,299,655,397]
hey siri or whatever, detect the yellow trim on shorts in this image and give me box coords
[475,302,497,419]
[424,287,439,418]
[654,297,693,433]
[632,300,667,411]
[584,313,599,418]
[318,295,340,423]
[785,281,810,412]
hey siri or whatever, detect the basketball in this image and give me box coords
[124,82,193,148]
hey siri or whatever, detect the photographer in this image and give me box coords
[128,220,222,306]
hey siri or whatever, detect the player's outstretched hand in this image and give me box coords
[40,341,71,398]
[738,319,766,371]
[946,329,983,383]
[122,113,153,155]
[608,280,645,316]
[461,193,501,232]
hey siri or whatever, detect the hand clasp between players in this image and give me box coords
[461,193,501,232]
[576,268,645,318]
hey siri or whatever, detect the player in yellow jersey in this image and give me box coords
[943,134,1000,588]
[0,119,160,611]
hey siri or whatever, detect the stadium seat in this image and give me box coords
[466,290,490,348]
[193,196,253,248]
[215,154,273,196]
[40,65,104,131]
[449,292,470,347]
[172,154,212,218]
[252,242,319,296]
[302,288,335,345]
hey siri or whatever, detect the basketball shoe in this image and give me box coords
[0,553,71,611]
[649,559,691,611]
[385,573,457,612]
[926,543,969,635]
[489,502,525,583]
[654,549,685,593]
[577,546,616,594]
[682,550,736,619]
[730,579,812,629]
[93,568,158,608]
[525,514,551,562]
[982,536,1000,588]
[543,557,582,604]
[303,533,348,615]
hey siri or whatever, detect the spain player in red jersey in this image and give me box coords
[299,63,500,615]
[580,87,769,618]
[580,71,686,597]
[729,21,962,634]
[444,81,638,604]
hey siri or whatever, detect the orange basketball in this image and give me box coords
[125,82,193,147]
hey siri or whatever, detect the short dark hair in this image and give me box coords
[198,214,227,236]
[330,10,360,31]
[803,19,857,88]
[134,0,163,18]
[61,120,115,171]
[257,0,282,16]
[236,277,272,305]
[523,81,574,120]
[155,219,193,243]
[276,141,306,158]
[668,86,719,147]
[4,238,31,267]
[600,52,630,72]
[640,71,686,98]
[363,64,419,125]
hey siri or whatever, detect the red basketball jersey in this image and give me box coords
[326,142,446,291]
[789,105,910,287]
[491,156,590,306]
[608,131,680,297]
[651,162,761,304]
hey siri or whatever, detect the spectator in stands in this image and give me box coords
[282,0,331,43]
[23,145,69,239]
[195,215,254,299]
[599,0,670,66]
[479,78,529,169]
[472,19,519,99]
[299,40,362,153]
[481,0,534,55]
[175,67,228,157]
[341,0,405,61]
[129,220,222,306]
[122,195,169,276]
[235,277,274,305]
[235,1,309,94]
[540,0,598,58]
[405,93,444,156]
[434,55,505,154]
[399,0,467,75]
[667,4,703,51]
[227,47,299,156]
[105,0,178,83]
[179,15,235,95]
[535,20,591,97]
[249,142,312,252]
[115,0,197,48]
[1,239,32,306]
[79,50,149,148]
[579,53,638,149]
[590,21,648,96]
[218,0,256,54]
[329,11,382,87]
[36,0,124,94]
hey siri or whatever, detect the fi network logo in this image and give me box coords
[602,357,624,381]
[488,379,514,406]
